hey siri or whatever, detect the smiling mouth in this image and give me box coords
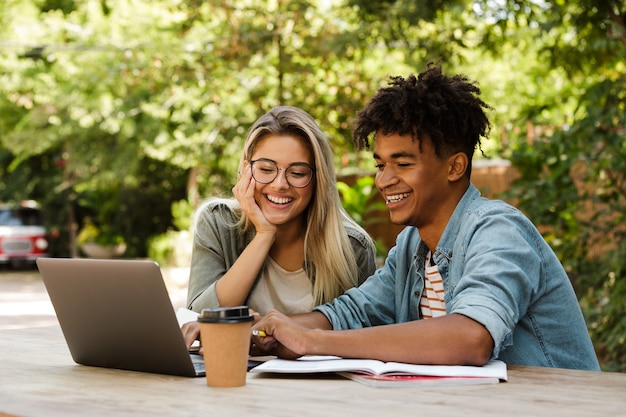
[266,194,294,205]
[386,192,411,204]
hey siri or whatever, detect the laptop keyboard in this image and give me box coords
[189,353,262,373]
[190,354,205,372]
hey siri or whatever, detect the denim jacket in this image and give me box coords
[186,198,377,312]
[315,184,600,370]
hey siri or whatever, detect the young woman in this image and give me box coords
[185,106,376,320]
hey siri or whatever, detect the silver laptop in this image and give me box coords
[36,257,205,377]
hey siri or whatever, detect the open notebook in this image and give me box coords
[251,356,507,387]
[37,258,207,377]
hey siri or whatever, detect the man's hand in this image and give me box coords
[251,310,319,359]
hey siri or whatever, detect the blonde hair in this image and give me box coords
[237,106,365,304]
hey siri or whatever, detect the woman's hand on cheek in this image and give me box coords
[232,164,276,235]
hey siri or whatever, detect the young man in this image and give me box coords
[253,64,600,370]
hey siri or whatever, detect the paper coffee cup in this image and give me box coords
[198,306,253,387]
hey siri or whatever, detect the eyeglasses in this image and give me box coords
[250,159,315,188]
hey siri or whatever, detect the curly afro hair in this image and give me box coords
[353,64,493,175]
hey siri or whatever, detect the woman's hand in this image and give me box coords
[181,321,201,352]
[232,163,276,235]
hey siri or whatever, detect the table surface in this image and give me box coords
[1,326,625,417]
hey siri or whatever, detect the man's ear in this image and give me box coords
[447,152,468,182]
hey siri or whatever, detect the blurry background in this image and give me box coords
[0,0,624,370]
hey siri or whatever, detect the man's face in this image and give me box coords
[372,132,452,229]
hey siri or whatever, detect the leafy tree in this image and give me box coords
[0,0,401,256]
[0,0,199,255]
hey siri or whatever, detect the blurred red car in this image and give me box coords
[0,200,49,266]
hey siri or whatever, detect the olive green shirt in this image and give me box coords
[186,198,377,313]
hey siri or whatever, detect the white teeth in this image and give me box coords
[266,195,293,204]
[386,193,411,203]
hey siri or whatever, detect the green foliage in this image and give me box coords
[76,219,124,246]
[582,267,626,373]
[147,199,194,268]
[346,0,470,65]
[338,176,389,256]
[0,0,399,258]
[147,231,174,267]
[337,176,386,226]
[147,228,192,268]
[171,200,194,232]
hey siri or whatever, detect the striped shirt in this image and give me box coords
[420,251,446,319]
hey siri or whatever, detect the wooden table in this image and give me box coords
[1,326,625,417]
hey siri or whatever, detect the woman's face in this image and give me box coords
[248,134,315,228]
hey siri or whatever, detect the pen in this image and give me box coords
[252,329,267,337]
